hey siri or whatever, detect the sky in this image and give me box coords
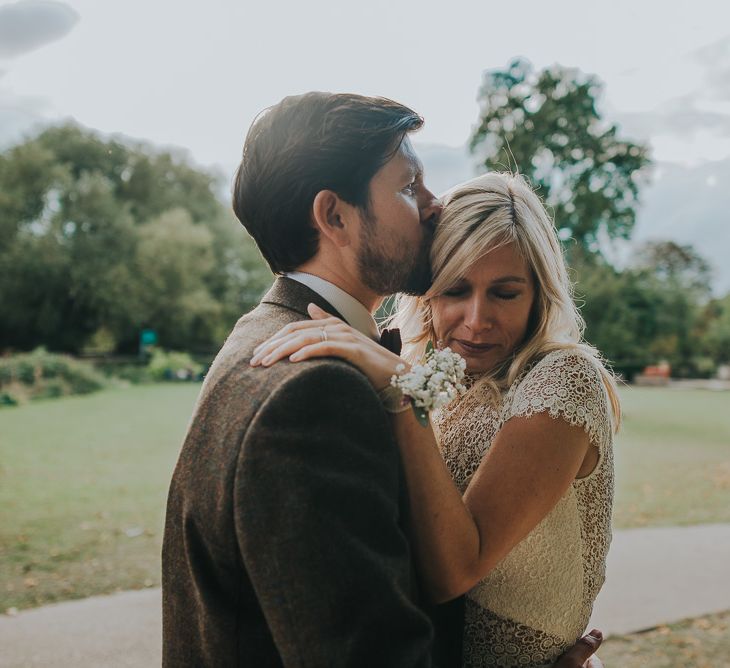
[1,0,729,287]
[2,0,730,165]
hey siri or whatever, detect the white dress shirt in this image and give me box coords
[285,271,380,341]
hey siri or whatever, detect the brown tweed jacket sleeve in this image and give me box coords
[236,359,434,666]
[162,278,437,667]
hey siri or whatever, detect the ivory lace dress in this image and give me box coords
[432,349,614,668]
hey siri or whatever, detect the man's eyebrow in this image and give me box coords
[400,146,423,178]
[401,159,421,180]
[491,276,528,284]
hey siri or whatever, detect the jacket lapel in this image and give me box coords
[261,277,347,323]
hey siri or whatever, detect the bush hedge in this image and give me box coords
[0,348,107,405]
[147,349,204,381]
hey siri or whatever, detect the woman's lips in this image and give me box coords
[452,339,498,354]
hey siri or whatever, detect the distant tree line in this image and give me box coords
[2,79,729,377]
[0,124,272,355]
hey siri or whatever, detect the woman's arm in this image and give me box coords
[251,304,593,603]
[393,406,590,602]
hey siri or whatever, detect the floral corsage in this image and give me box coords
[379,342,467,426]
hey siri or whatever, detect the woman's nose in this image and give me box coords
[464,297,493,333]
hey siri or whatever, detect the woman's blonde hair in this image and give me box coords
[393,172,621,429]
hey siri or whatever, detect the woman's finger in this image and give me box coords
[259,335,359,367]
[252,316,343,356]
[307,303,331,320]
[258,331,332,366]
[289,341,359,363]
[252,330,321,366]
[253,326,358,366]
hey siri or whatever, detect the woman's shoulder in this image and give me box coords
[507,347,612,446]
[519,347,606,391]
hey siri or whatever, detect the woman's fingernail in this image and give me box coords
[290,353,301,361]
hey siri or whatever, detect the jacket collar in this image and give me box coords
[261,276,347,323]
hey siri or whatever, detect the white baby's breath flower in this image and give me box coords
[390,346,467,424]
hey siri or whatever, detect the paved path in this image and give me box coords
[2,524,729,667]
[588,523,730,636]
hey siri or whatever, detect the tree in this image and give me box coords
[631,240,713,302]
[134,208,221,350]
[575,240,714,377]
[701,293,730,364]
[470,58,651,255]
[0,123,272,354]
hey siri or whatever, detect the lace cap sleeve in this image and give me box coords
[507,349,611,450]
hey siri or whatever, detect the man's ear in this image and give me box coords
[312,190,354,248]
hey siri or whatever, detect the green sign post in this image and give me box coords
[139,329,157,357]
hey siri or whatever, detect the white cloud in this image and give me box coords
[618,96,730,141]
[692,35,730,69]
[691,36,730,101]
[0,68,54,147]
[0,0,79,58]
[609,34,730,163]
[0,89,54,148]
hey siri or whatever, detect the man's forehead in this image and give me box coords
[398,138,423,175]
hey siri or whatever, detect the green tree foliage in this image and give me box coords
[631,240,713,301]
[0,123,272,354]
[134,208,221,350]
[700,293,730,364]
[576,241,714,377]
[470,58,651,254]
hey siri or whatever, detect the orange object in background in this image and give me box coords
[642,362,671,378]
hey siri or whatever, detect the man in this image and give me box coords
[162,92,603,667]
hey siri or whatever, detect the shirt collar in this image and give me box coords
[284,271,380,341]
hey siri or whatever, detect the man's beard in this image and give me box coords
[357,216,433,297]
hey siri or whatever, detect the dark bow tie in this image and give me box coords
[379,328,402,355]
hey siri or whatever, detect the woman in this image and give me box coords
[250,172,619,667]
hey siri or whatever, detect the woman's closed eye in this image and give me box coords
[494,290,520,300]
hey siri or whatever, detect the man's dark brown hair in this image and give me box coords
[232,92,423,273]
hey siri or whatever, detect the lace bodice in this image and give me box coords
[432,349,615,668]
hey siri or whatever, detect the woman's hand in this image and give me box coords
[249,303,408,391]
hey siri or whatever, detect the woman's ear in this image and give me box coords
[312,190,354,248]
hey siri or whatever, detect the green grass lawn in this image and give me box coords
[613,386,730,528]
[600,609,730,667]
[0,384,200,610]
[0,384,728,610]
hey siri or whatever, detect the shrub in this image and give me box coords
[0,348,107,405]
[16,359,37,385]
[0,392,18,406]
[146,349,203,382]
[98,362,153,385]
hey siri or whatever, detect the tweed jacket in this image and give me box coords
[162,277,460,667]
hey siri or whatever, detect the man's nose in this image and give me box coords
[420,188,443,225]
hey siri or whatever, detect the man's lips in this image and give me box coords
[452,339,498,354]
